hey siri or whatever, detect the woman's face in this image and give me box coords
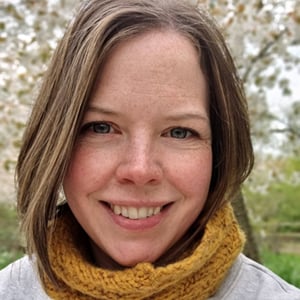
[63,29,212,268]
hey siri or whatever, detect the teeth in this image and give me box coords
[154,207,160,215]
[147,207,154,217]
[112,205,162,219]
[128,207,138,219]
[121,207,128,218]
[114,205,121,215]
[138,207,147,219]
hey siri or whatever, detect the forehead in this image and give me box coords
[91,29,206,103]
[103,29,200,73]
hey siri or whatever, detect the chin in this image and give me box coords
[115,254,156,267]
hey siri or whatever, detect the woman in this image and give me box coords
[1,0,299,299]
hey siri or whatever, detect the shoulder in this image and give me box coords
[0,256,50,300]
[211,254,300,300]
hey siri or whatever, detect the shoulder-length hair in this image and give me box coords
[16,0,254,285]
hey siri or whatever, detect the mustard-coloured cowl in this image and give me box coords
[44,204,244,300]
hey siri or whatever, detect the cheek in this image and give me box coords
[63,146,107,195]
[171,151,212,198]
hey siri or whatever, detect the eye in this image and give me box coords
[165,127,199,139]
[92,122,112,134]
[81,122,114,134]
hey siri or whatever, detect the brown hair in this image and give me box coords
[16,0,254,285]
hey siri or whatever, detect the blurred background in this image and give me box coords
[0,0,299,287]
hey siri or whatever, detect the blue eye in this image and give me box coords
[169,127,196,139]
[92,122,111,134]
[81,122,113,134]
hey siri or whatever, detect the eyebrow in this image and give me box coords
[164,112,209,123]
[86,105,209,123]
[86,106,118,115]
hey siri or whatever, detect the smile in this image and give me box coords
[109,204,162,220]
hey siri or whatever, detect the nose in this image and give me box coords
[115,138,163,186]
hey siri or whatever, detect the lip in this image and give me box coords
[100,201,173,231]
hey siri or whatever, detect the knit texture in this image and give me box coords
[43,204,245,299]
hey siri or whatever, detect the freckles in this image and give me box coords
[175,153,212,189]
[65,149,91,181]
[69,146,116,184]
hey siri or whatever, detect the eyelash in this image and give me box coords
[80,122,200,139]
[163,127,200,139]
[80,121,116,134]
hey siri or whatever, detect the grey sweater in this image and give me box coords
[0,254,299,299]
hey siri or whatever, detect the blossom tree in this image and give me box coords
[0,0,79,202]
[0,0,299,236]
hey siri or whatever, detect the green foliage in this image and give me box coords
[0,203,23,269]
[276,223,300,233]
[275,183,300,223]
[244,155,300,287]
[261,250,300,288]
[284,157,300,176]
[244,156,300,224]
[0,251,23,270]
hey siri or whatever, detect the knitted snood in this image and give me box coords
[43,204,245,300]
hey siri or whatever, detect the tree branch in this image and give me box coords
[242,29,287,82]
